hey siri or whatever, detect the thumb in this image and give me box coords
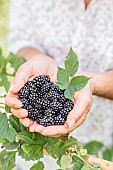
[10,63,33,93]
[66,98,91,129]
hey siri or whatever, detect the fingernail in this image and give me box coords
[10,84,16,92]
[68,118,76,128]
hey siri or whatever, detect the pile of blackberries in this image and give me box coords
[18,75,74,127]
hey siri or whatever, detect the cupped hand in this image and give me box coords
[6,54,94,137]
[29,78,94,137]
[5,54,57,127]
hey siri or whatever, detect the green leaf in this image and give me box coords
[61,155,72,170]
[65,48,79,77]
[18,148,32,161]
[80,149,87,156]
[0,113,17,142]
[56,67,69,88]
[21,143,43,159]
[9,115,26,132]
[0,51,7,69]
[84,141,104,156]
[16,131,36,143]
[30,161,44,170]
[2,139,20,150]
[72,156,84,170]
[70,76,91,91]
[0,150,16,170]
[5,104,11,113]
[64,85,75,99]
[56,82,68,90]
[34,133,48,146]
[64,76,90,99]
[46,136,82,159]
[81,164,92,170]
[103,149,112,161]
[7,53,25,69]
[1,73,10,92]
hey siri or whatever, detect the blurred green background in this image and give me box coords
[0,0,9,49]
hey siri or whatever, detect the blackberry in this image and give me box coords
[42,100,50,108]
[41,82,51,94]
[34,75,45,84]
[18,86,29,98]
[45,75,50,82]
[54,115,65,125]
[50,101,63,111]
[34,98,43,109]
[18,75,74,127]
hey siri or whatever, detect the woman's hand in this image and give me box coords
[6,52,94,137]
[5,54,57,127]
[29,76,94,137]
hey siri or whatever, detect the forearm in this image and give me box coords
[79,71,113,99]
[17,47,45,60]
[92,71,113,99]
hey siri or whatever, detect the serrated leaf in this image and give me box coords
[16,131,36,143]
[65,48,79,77]
[64,85,75,99]
[0,113,17,142]
[73,156,84,170]
[34,133,48,146]
[18,148,32,161]
[61,155,72,170]
[30,161,44,170]
[0,150,16,170]
[2,139,20,150]
[46,136,82,159]
[57,67,69,88]
[70,76,91,91]
[7,53,25,69]
[21,143,43,159]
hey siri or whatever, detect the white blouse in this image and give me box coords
[8,0,113,169]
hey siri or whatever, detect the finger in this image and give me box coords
[66,97,91,129]
[10,63,33,93]
[70,113,87,131]
[29,123,44,133]
[11,108,28,119]
[5,93,23,109]
[41,125,68,136]
[19,118,32,127]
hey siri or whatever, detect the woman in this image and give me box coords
[6,0,113,169]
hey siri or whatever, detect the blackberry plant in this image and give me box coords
[0,48,112,170]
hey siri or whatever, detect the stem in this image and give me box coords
[72,153,94,169]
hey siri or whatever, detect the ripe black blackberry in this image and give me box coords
[18,75,74,127]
